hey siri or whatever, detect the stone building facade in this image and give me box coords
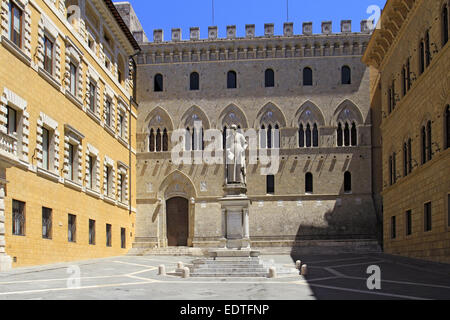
[132,20,380,252]
[364,0,450,263]
[0,0,139,269]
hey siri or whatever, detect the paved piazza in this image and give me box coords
[0,253,449,300]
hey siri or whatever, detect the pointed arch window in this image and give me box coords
[265,69,275,87]
[351,122,357,146]
[305,172,313,193]
[425,30,431,67]
[305,124,312,148]
[227,71,237,89]
[344,122,350,146]
[443,4,449,47]
[341,66,351,85]
[421,126,427,164]
[185,127,191,151]
[445,105,450,149]
[260,125,267,149]
[427,121,432,161]
[190,72,199,90]
[163,129,169,151]
[419,40,425,75]
[149,129,155,152]
[267,124,273,149]
[154,74,163,92]
[303,67,313,86]
[313,124,319,147]
[156,129,162,152]
[299,124,305,148]
[337,123,343,147]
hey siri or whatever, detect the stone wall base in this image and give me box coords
[0,254,12,272]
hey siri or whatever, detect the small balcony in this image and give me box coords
[0,132,21,168]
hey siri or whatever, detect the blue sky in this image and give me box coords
[123,0,387,41]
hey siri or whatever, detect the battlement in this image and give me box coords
[146,20,372,43]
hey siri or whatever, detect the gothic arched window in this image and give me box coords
[313,124,319,147]
[445,105,450,149]
[265,69,275,87]
[149,129,155,152]
[227,71,237,89]
[341,66,351,85]
[190,72,199,91]
[305,124,312,148]
[337,123,343,147]
[299,124,305,148]
[154,73,163,92]
[443,4,449,47]
[351,122,357,146]
[344,122,350,146]
[303,67,313,86]
[163,129,169,151]
[156,128,162,152]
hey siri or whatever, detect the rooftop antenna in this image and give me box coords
[212,0,215,25]
[287,0,289,21]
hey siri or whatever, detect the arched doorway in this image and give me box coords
[166,197,189,246]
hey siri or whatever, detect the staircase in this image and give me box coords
[128,246,202,256]
[190,256,269,277]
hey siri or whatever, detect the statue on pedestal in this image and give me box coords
[225,125,247,185]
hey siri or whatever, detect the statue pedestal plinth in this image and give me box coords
[219,183,251,250]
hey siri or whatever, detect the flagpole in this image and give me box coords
[212,0,215,25]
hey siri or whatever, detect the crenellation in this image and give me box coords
[190,27,200,40]
[246,24,255,38]
[302,22,313,35]
[264,23,275,37]
[154,29,163,43]
[283,22,294,37]
[322,21,332,34]
[227,25,237,39]
[341,20,352,33]
[172,28,182,41]
[208,26,218,40]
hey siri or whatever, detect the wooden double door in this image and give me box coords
[166,197,189,247]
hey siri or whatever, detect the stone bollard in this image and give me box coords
[177,262,184,269]
[296,260,302,270]
[182,267,190,278]
[301,264,308,276]
[158,265,166,276]
[269,267,277,279]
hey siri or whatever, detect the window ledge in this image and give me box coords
[104,124,116,138]
[103,195,117,205]
[38,67,61,91]
[86,187,102,199]
[36,167,60,183]
[65,90,83,110]
[118,136,129,148]
[118,201,129,210]
[86,109,101,125]
[1,36,31,67]
[64,179,83,192]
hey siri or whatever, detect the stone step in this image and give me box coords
[192,268,268,273]
[194,263,263,269]
[191,272,268,278]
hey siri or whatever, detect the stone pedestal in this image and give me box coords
[0,181,12,272]
[219,183,251,250]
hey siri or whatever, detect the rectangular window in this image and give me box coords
[68,214,76,242]
[42,128,49,170]
[68,144,74,181]
[42,207,52,239]
[10,2,23,48]
[405,210,412,236]
[118,114,124,138]
[88,155,95,189]
[44,36,54,75]
[121,228,126,249]
[120,173,126,203]
[424,202,432,232]
[266,175,275,194]
[12,200,25,236]
[106,166,112,196]
[7,106,17,135]
[69,63,77,95]
[106,224,112,247]
[391,216,396,239]
[89,82,96,112]
[105,100,111,127]
[89,219,96,245]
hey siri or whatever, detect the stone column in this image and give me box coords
[0,181,12,272]
[220,208,227,249]
[243,208,250,249]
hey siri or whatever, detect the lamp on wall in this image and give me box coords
[190,197,195,204]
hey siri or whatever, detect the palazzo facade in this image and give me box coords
[132,20,380,251]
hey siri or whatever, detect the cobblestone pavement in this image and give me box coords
[0,253,449,300]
